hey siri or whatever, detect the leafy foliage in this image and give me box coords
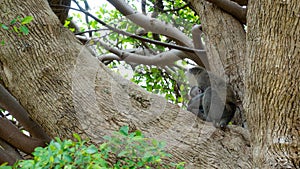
[131,65,187,104]
[2,126,185,169]
[0,16,33,45]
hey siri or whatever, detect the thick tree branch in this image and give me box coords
[189,0,246,127]
[107,0,193,47]
[0,148,16,166]
[206,0,246,24]
[0,138,22,162]
[192,24,210,69]
[0,118,47,154]
[97,38,191,65]
[0,84,51,142]
[47,0,71,24]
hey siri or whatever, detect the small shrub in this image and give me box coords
[1,126,185,169]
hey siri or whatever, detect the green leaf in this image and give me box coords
[69,28,75,32]
[179,84,185,91]
[64,20,71,27]
[1,24,9,30]
[12,26,19,33]
[181,60,188,65]
[135,130,142,136]
[10,18,17,25]
[119,126,129,136]
[1,40,5,45]
[90,20,98,29]
[178,97,183,103]
[86,145,98,154]
[117,150,127,157]
[0,163,12,169]
[73,133,82,142]
[19,25,29,35]
[21,16,33,25]
[63,154,73,162]
[152,139,158,146]
[7,126,185,168]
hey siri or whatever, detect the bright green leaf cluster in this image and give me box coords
[2,126,185,169]
[0,16,33,45]
[11,16,33,35]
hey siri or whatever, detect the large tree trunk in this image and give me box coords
[245,1,300,168]
[0,0,252,168]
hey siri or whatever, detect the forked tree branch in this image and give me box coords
[0,138,22,161]
[0,118,47,154]
[96,38,191,65]
[192,24,210,69]
[0,84,51,142]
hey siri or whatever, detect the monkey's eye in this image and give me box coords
[199,88,205,93]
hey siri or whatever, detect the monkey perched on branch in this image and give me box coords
[187,67,236,128]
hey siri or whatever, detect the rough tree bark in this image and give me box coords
[245,1,300,168]
[0,0,252,168]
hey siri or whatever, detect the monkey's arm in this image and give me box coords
[187,93,206,121]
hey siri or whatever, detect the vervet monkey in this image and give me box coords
[187,67,236,128]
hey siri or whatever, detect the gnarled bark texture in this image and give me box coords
[245,1,300,168]
[0,0,252,168]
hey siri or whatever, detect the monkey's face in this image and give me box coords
[186,67,206,87]
[189,86,203,99]
[186,67,211,91]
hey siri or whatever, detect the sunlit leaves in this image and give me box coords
[21,16,33,25]
[5,126,185,168]
[0,15,33,41]
[131,65,184,103]
[1,24,9,30]
[19,25,29,35]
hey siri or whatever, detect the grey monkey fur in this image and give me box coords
[187,91,206,121]
[187,67,236,128]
